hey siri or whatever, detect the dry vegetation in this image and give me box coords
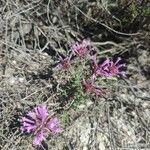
[0,0,150,150]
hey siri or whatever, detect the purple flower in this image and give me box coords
[82,79,106,97]
[91,55,110,78]
[56,54,72,70]
[21,105,62,146]
[106,57,125,76]
[91,55,125,78]
[71,40,91,57]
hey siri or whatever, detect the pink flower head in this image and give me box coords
[91,55,125,78]
[71,40,91,57]
[56,54,72,70]
[91,55,109,79]
[106,57,125,76]
[82,79,106,97]
[20,105,62,146]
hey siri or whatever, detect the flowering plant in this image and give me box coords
[71,40,91,57]
[21,105,62,145]
[20,39,126,145]
[55,39,125,106]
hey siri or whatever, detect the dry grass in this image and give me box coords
[0,0,150,150]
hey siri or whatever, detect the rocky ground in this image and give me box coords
[0,0,150,150]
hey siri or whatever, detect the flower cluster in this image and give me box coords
[57,40,91,69]
[91,55,125,79]
[56,39,125,97]
[21,105,62,145]
[20,39,125,146]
